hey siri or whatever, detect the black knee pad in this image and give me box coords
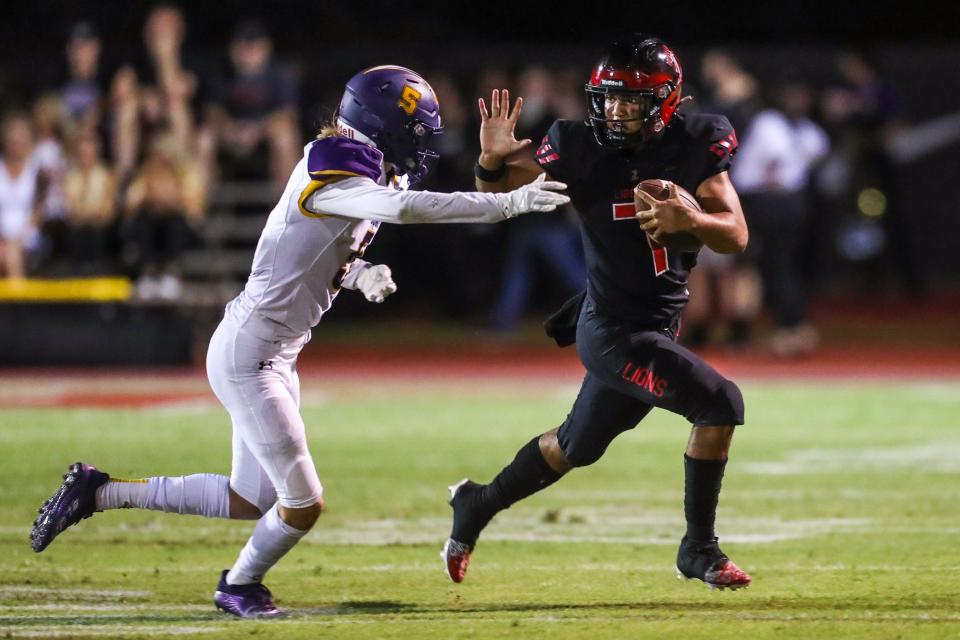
[693,379,745,426]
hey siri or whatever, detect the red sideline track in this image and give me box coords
[1,341,958,409]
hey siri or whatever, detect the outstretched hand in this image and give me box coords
[478,89,532,161]
[498,173,570,218]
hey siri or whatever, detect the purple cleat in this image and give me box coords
[214,570,285,619]
[31,462,109,553]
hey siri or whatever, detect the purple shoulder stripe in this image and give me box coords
[307,138,382,183]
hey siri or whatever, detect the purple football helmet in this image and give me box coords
[338,65,443,185]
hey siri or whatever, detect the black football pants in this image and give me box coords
[556,295,744,468]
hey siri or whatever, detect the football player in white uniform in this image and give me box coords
[30,65,569,618]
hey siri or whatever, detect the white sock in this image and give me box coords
[95,474,230,519]
[226,503,308,585]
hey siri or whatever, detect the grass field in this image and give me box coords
[1,376,959,638]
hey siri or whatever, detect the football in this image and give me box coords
[634,179,704,252]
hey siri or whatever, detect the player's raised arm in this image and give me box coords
[475,89,545,192]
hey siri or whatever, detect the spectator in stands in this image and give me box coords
[0,113,41,278]
[60,22,105,137]
[428,72,472,189]
[683,50,762,349]
[488,67,585,332]
[732,73,829,357]
[514,66,556,135]
[825,51,926,295]
[207,19,299,191]
[96,8,199,191]
[123,130,205,300]
[63,130,117,274]
[698,49,760,136]
[553,65,589,120]
[32,95,70,273]
[105,66,141,183]
[125,4,213,192]
[139,5,197,146]
[382,72,482,314]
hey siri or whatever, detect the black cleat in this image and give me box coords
[675,535,751,590]
[442,479,497,583]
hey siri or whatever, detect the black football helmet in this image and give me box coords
[585,35,684,148]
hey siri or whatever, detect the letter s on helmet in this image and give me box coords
[585,35,683,148]
[337,65,443,185]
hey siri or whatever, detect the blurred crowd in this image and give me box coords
[0,7,934,356]
[0,7,299,299]
[686,49,922,356]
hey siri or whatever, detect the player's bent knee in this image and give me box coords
[557,423,616,468]
[254,489,278,516]
[539,430,573,474]
[228,487,265,520]
[717,379,745,425]
[278,499,323,531]
[562,439,609,468]
[692,379,745,427]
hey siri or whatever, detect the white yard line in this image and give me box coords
[744,442,960,475]
[0,626,222,638]
[0,587,151,599]
[0,512,872,548]
[0,604,210,613]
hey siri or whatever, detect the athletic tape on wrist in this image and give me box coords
[474,161,506,182]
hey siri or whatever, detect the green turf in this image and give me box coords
[2,380,959,638]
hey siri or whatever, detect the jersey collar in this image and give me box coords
[335,118,376,147]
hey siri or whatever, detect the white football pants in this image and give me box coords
[206,319,323,512]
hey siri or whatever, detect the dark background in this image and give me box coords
[3,1,960,54]
[2,1,959,304]
[5,1,960,87]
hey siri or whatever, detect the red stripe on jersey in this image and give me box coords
[709,132,739,158]
[612,202,636,220]
[647,236,669,276]
[538,152,560,164]
[614,201,670,276]
[536,135,552,156]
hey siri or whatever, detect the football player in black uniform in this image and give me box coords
[442,35,752,590]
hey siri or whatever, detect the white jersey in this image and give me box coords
[32,139,68,220]
[731,109,829,194]
[0,157,39,241]
[224,137,510,340]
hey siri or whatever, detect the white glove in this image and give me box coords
[495,173,570,218]
[355,264,397,303]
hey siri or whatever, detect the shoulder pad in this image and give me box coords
[307,137,383,183]
[679,113,735,142]
[703,114,738,160]
[675,113,738,181]
[537,120,590,172]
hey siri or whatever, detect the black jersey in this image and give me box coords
[536,113,737,322]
